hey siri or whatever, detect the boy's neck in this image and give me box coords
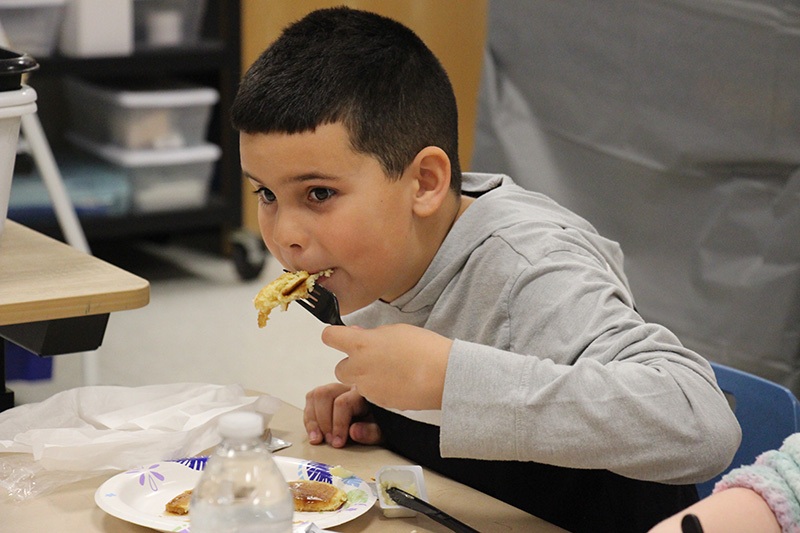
[413,192,473,280]
[382,192,472,304]
[455,194,475,223]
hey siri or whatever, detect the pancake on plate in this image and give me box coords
[165,489,192,515]
[289,480,348,512]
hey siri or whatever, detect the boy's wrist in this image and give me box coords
[416,335,452,410]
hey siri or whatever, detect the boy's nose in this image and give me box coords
[271,209,308,251]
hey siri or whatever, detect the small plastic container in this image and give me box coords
[0,0,66,57]
[375,465,428,518]
[63,77,219,150]
[133,0,207,49]
[67,132,220,213]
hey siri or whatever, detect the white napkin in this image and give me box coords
[0,383,281,500]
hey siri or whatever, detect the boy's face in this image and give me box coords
[241,123,422,315]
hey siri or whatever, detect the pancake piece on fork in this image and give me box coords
[254,269,332,327]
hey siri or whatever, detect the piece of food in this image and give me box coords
[165,479,347,515]
[254,269,332,327]
[330,464,355,478]
[165,489,192,515]
[379,480,419,505]
[289,479,348,512]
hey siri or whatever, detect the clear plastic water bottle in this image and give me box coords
[190,411,294,533]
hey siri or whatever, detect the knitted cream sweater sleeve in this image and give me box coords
[714,433,800,533]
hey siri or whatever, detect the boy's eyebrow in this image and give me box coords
[242,170,260,183]
[242,170,340,185]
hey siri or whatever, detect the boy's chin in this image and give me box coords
[338,297,373,317]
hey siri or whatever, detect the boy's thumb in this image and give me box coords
[349,421,382,445]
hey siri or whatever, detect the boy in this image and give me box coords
[231,7,741,532]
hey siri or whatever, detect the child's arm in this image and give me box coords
[647,488,781,533]
[428,246,741,483]
[303,382,382,447]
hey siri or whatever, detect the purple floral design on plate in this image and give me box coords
[126,464,165,492]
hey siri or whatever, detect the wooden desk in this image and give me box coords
[0,220,150,408]
[0,400,566,532]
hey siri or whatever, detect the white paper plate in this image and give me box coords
[95,456,376,531]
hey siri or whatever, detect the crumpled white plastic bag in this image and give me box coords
[0,383,281,500]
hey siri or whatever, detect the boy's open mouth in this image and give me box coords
[314,268,334,286]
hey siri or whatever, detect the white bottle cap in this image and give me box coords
[217,412,264,440]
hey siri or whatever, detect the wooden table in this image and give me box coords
[0,400,567,532]
[0,220,150,408]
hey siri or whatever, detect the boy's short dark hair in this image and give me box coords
[231,7,462,192]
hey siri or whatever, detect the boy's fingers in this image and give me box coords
[334,356,352,385]
[350,421,382,445]
[304,383,348,443]
[329,388,360,447]
[304,420,324,444]
[304,396,327,439]
[321,325,361,354]
[303,399,327,444]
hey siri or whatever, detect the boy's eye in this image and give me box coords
[255,187,276,204]
[309,187,335,202]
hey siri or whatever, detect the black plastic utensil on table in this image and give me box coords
[386,487,481,533]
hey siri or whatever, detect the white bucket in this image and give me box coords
[0,85,37,238]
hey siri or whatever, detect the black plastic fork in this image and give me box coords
[296,284,345,326]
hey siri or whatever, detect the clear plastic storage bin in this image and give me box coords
[133,0,207,48]
[67,133,220,213]
[10,152,131,218]
[63,77,219,150]
[0,0,66,57]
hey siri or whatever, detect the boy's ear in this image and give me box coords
[410,146,452,218]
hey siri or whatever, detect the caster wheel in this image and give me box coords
[230,231,267,281]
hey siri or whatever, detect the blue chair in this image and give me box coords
[696,361,800,498]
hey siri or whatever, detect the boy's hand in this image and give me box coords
[303,382,382,448]
[322,324,452,411]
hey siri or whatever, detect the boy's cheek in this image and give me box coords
[258,230,282,262]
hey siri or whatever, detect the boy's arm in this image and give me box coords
[437,247,741,484]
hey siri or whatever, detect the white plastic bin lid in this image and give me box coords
[64,76,219,108]
[67,132,221,167]
[0,86,37,119]
[0,0,65,6]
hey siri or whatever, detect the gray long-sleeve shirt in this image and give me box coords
[346,172,741,485]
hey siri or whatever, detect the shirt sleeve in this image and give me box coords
[439,243,742,484]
